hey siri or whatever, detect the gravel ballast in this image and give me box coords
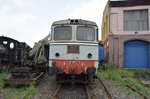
[32,74,142,99]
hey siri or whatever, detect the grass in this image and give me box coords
[122,69,150,77]
[97,64,122,83]
[0,65,149,98]
[2,85,37,99]
[0,72,11,90]
[97,63,150,97]
[0,72,37,99]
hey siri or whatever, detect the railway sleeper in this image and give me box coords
[3,71,44,87]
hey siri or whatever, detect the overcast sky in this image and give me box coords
[0,0,108,47]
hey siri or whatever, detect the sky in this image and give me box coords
[0,0,108,47]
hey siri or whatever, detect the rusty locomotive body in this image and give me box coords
[49,19,99,83]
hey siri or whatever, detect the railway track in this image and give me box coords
[51,77,113,99]
[96,75,113,99]
[118,70,150,99]
[51,84,62,99]
[51,83,92,99]
[84,84,92,99]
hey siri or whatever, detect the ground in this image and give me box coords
[0,64,149,99]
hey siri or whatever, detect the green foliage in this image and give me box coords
[122,69,150,77]
[0,72,37,99]
[2,85,37,99]
[97,63,150,97]
[0,72,10,91]
[97,63,124,85]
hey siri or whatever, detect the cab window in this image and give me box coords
[77,26,95,41]
[54,26,72,40]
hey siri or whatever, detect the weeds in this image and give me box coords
[97,63,150,97]
[0,72,10,91]
[0,72,37,99]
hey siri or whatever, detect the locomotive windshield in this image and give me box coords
[54,26,72,40]
[77,26,95,41]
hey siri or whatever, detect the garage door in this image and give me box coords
[124,40,149,68]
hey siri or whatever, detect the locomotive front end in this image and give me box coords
[49,19,99,83]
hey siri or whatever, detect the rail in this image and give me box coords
[118,70,150,99]
[96,75,113,99]
[84,84,92,99]
[51,84,62,99]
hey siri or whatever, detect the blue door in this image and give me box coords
[124,40,149,69]
[98,44,104,65]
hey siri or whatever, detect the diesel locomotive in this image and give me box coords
[49,19,99,83]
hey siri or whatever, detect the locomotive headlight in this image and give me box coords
[87,53,92,58]
[55,53,60,57]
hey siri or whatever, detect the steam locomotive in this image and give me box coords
[0,36,31,72]
[49,19,100,83]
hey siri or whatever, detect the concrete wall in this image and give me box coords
[108,34,150,68]
[101,3,150,68]
[101,2,109,42]
[110,5,150,35]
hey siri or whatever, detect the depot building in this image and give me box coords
[101,0,150,69]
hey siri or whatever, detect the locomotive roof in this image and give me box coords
[0,36,19,43]
[0,36,31,49]
[52,19,97,26]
